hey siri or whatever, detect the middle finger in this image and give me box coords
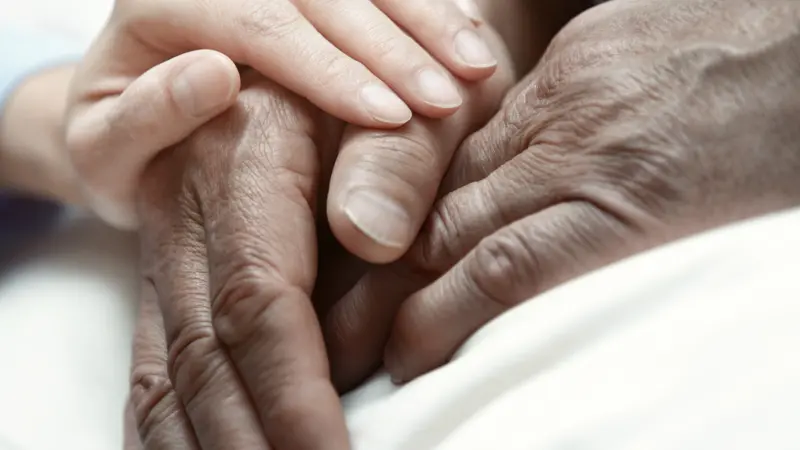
[199,88,348,449]
[139,147,268,449]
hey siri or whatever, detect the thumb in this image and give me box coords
[66,49,240,228]
[384,201,634,383]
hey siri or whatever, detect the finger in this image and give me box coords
[295,0,491,118]
[123,398,144,450]
[145,0,415,128]
[128,281,199,450]
[384,201,632,383]
[322,176,513,389]
[324,145,557,389]
[67,50,240,229]
[295,0,464,116]
[312,227,372,319]
[200,97,348,448]
[327,25,514,263]
[139,163,269,448]
[373,0,498,79]
[324,264,430,391]
[441,72,544,192]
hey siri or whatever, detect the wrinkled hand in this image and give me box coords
[126,72,348,449]
[325,0,800,385]
[124,19,514,448]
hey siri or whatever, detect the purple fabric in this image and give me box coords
[0,27,82,257]
[0,195,62,255]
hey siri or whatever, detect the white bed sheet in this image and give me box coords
[344,207,800,449]
[1,207,799,450]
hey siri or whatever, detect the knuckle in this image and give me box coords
[237,80,301,128]
[314,52,362,92]
[129,370,180,442]
[430,0,461,28]
[452,122,516,183]
[469,230,539,307]
[165,323,225,410]
[211,261,302,349]
[593,136,688,216]
[182,106,241,157]
[257,134,320,204]
[571,77,690,217]
[366,31,408,65]
[238,2,303,41]
[64,118,105,179]
[410,198,465,275]
[354,129,443,181]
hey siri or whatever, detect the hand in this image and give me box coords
[127,72,349,449]
[64,0,498,229]
[325,0,800,385]
[325,0,590,264]
[322,18,525,390]
[124,18,515,445]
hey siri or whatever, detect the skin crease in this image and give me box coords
[321,0,800,387]
[321,0,594,391]
[65,0,503,229]
[324,0,595,266]
[129,73,349,450]
[125,0,800,447]
[124,4,521,448]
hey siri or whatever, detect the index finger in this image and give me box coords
[198,86,349,449]
[79,0,411,129]
[127,282,199,450]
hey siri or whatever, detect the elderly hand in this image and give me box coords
[127,72,348,449]
[325,0,800,385]
[123,14,515,447]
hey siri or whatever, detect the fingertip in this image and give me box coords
[453,65,498,83]
[383,305,422,384]
[412,67,463,115]
[169,50,241,119]
[449,28,499,80]
[359,83,413,127]
[383,343,407,385]
[328,190,412,264]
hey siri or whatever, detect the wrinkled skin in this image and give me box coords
[322,0,800,386]
[123,0,800,447]
[129,74,347,450]
[123,17,514,447]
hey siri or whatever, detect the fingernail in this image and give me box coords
[384,347,405,385]
[360,83,413,125]
[171,55,236,117]
[453,0,483,25]
[415,68,463,109]
[343,189,411,249]
[454,29,497,69]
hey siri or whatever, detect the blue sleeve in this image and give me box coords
[0,26,85,254]
[0,25,84,113]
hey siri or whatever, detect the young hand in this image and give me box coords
[65,0,498,228]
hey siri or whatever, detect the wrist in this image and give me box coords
[0,65,82,204]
